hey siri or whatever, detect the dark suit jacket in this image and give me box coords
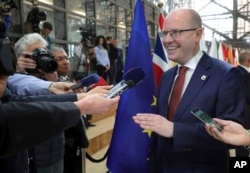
[150,53,246,173]
[237,65,250,128]
[0,89,80,172]
[235,65,250,156]
[0,99,80,157]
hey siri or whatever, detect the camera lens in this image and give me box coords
[38,57,58,72]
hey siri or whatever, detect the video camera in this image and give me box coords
[0,0,17,14]
[79,27,95,46]
[25,48,58,73]
[27,6,46,33]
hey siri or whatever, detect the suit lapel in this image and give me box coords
[174,54,212,121]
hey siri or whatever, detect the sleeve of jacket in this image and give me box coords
[7,74,52,96]
[2,88,77,102]
[0,101,80,157]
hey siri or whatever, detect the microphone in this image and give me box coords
[71,73,99,90]
[106,67,145,99]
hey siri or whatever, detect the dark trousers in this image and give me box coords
[63,146,82,173]
[96,65,108,80]
[108,64,117,85]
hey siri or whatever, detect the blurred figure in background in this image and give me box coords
[113,38,124,83]
[41,21,53,49]
[94,35,110,81]
[106,36,118,85]
[235,50,250,156]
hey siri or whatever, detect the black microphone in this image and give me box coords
[71,73,99,90]
[106,67,145,99]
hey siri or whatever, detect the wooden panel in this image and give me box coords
[90,103,118,122]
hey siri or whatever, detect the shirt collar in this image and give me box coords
[178,49,203,71]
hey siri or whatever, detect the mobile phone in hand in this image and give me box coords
[191,107,223,131]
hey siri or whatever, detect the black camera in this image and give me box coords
[0,0,17,14]
[26,48,58,73]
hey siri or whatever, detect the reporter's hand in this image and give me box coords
[49,82,75,94]
[87,85,112,95]
[74,94,120,115]
[16,53,36,72]
[205,118,250,146]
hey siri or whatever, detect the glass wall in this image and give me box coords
[8,0,160,75]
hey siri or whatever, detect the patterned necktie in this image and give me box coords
[168,66,189,121]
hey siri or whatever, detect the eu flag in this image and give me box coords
[107,0,157,173]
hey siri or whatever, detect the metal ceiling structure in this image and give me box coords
[150,0,250,49]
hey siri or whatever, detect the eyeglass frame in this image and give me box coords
[159,28,200,39]
[54,56,69,62]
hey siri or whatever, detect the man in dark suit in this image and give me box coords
[106,36,118,85]
[236,50,250,156]
[133,8,245,173]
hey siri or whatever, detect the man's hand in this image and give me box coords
[49,82,75,94]
[76,85,112,100]
[16,53,36,72]
[133,113,174,138]
[74,94,120,115]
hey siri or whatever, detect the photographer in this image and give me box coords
[0,0,17,36]
[74,38,87,77]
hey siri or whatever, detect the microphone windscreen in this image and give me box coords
[81,73,99,87]
[90,76,107,89]
[71,73,99,90]
[123,67,145,85]
[125,80,135,88]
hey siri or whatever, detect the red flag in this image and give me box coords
[152,9,168,88]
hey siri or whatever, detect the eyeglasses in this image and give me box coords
[159,28,199,39]
[54,56,69,61]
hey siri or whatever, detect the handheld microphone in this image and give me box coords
[106,67,145,99]
[71,73,99,90]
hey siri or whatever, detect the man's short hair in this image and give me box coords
[42,22,53,31]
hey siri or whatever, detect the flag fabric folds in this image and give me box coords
[107,0,157,173]
[152,8,168,88]
[208,37,218,58]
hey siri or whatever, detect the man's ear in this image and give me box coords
[195,27,203,44]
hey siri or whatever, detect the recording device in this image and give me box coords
[107,80,135,99]
[106,67,145,99]
[25,48,58,73]
[71,73,99,90]
[191,107,223,131]
[80,28,95,41]
[26,6,46,33]
[0,0,17,14]
[0,20,15,75]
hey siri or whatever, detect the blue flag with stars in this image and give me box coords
[106,0,157,173]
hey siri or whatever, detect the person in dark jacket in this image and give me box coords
[106,36,118,85]
[235,50,250,157]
